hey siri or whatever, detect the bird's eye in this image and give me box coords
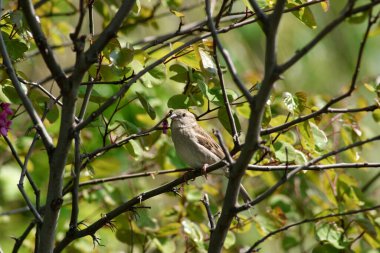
[182,113,186,117]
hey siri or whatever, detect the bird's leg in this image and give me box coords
[202,164,209,179]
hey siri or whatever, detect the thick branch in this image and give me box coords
[19,0,67,88]
[54,161,227,252]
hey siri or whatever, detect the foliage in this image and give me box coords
[0,0,380,252]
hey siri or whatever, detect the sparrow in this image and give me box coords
[170,109,251,203]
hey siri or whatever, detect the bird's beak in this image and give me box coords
[170,112,178,119]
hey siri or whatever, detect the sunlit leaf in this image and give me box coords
[2,80,27,104]
[321,0,330,12]
[283,92,297,114]
[110,47,134,67]
[298,121,315,151]
[315,222,347,249]
[136,92,156,120]
[273,141,297,163]
[167,94,190,109]
[0,32,28,60]
[372,109,380,123]
[147,59,166,81]
[157,223,181,237]
[182,219,203,242]
[124,139,143,158]
[171,10,184,17]
[348,11,368,24]
[287,1,317,29]
[169,64,188,83]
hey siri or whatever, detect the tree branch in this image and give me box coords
[19,0,68,88]
[54,161,227,252]
[0,17,54,151]
[247,203,380,252]
[238,134,380,213]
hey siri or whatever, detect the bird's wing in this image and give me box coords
[194,126,225,159]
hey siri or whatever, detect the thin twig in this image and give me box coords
[246,204,380,252]
[201,194,216,231]
[238,134,380,212]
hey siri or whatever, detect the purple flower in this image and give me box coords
[162,119,168,134]
[0,102,13,136]
[0,102,13,116]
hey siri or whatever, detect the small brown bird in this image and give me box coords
[170,109,251,203]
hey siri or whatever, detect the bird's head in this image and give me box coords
[170,109,197,129]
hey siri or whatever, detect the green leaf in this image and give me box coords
[136,92,156,120]
[1,32,28,60]
[269,194,293,213]
[167,94,190,109]
[218,107,241,135]
[310,122,328,150]
[282,235,299,250]
[182,219,203,243]
[283,92,297,114]
[236,103,250,119]
[157,223,182,237]
[273,141,297,163]
[116,119,140,134]
[10,10,24,31]
[124,139,143,158]
[315,222,346,249]
[262,104,272,127]
[169,64,188,83]
[171,10,185,18]
[348,11,368,24]
[199,49,216,76]
[294,149,308,164]
[242,0,267,11]
[2,80,27,104]
[78,83,115,104]
[116,228,145,245]
[209,87,238,106]
[312,244,341,253]
[298,121,315,151]
[287,1,317,29]
[168,42,200,70]
[147,59,166,81]
[29,89,60,123]
[186,188,202,202]
[167,93,204,109]
[372,109,380,123]
[89,64,131,82]
[138,59,167,87]
[321,0,330,12]
[355,218,377,238]
[46,103,60,123]
[102,38,121,59]
[195,74,213,101]
[135,209,158,230]
[110,47,134,67]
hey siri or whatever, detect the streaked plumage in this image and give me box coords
[170,109,251,203]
